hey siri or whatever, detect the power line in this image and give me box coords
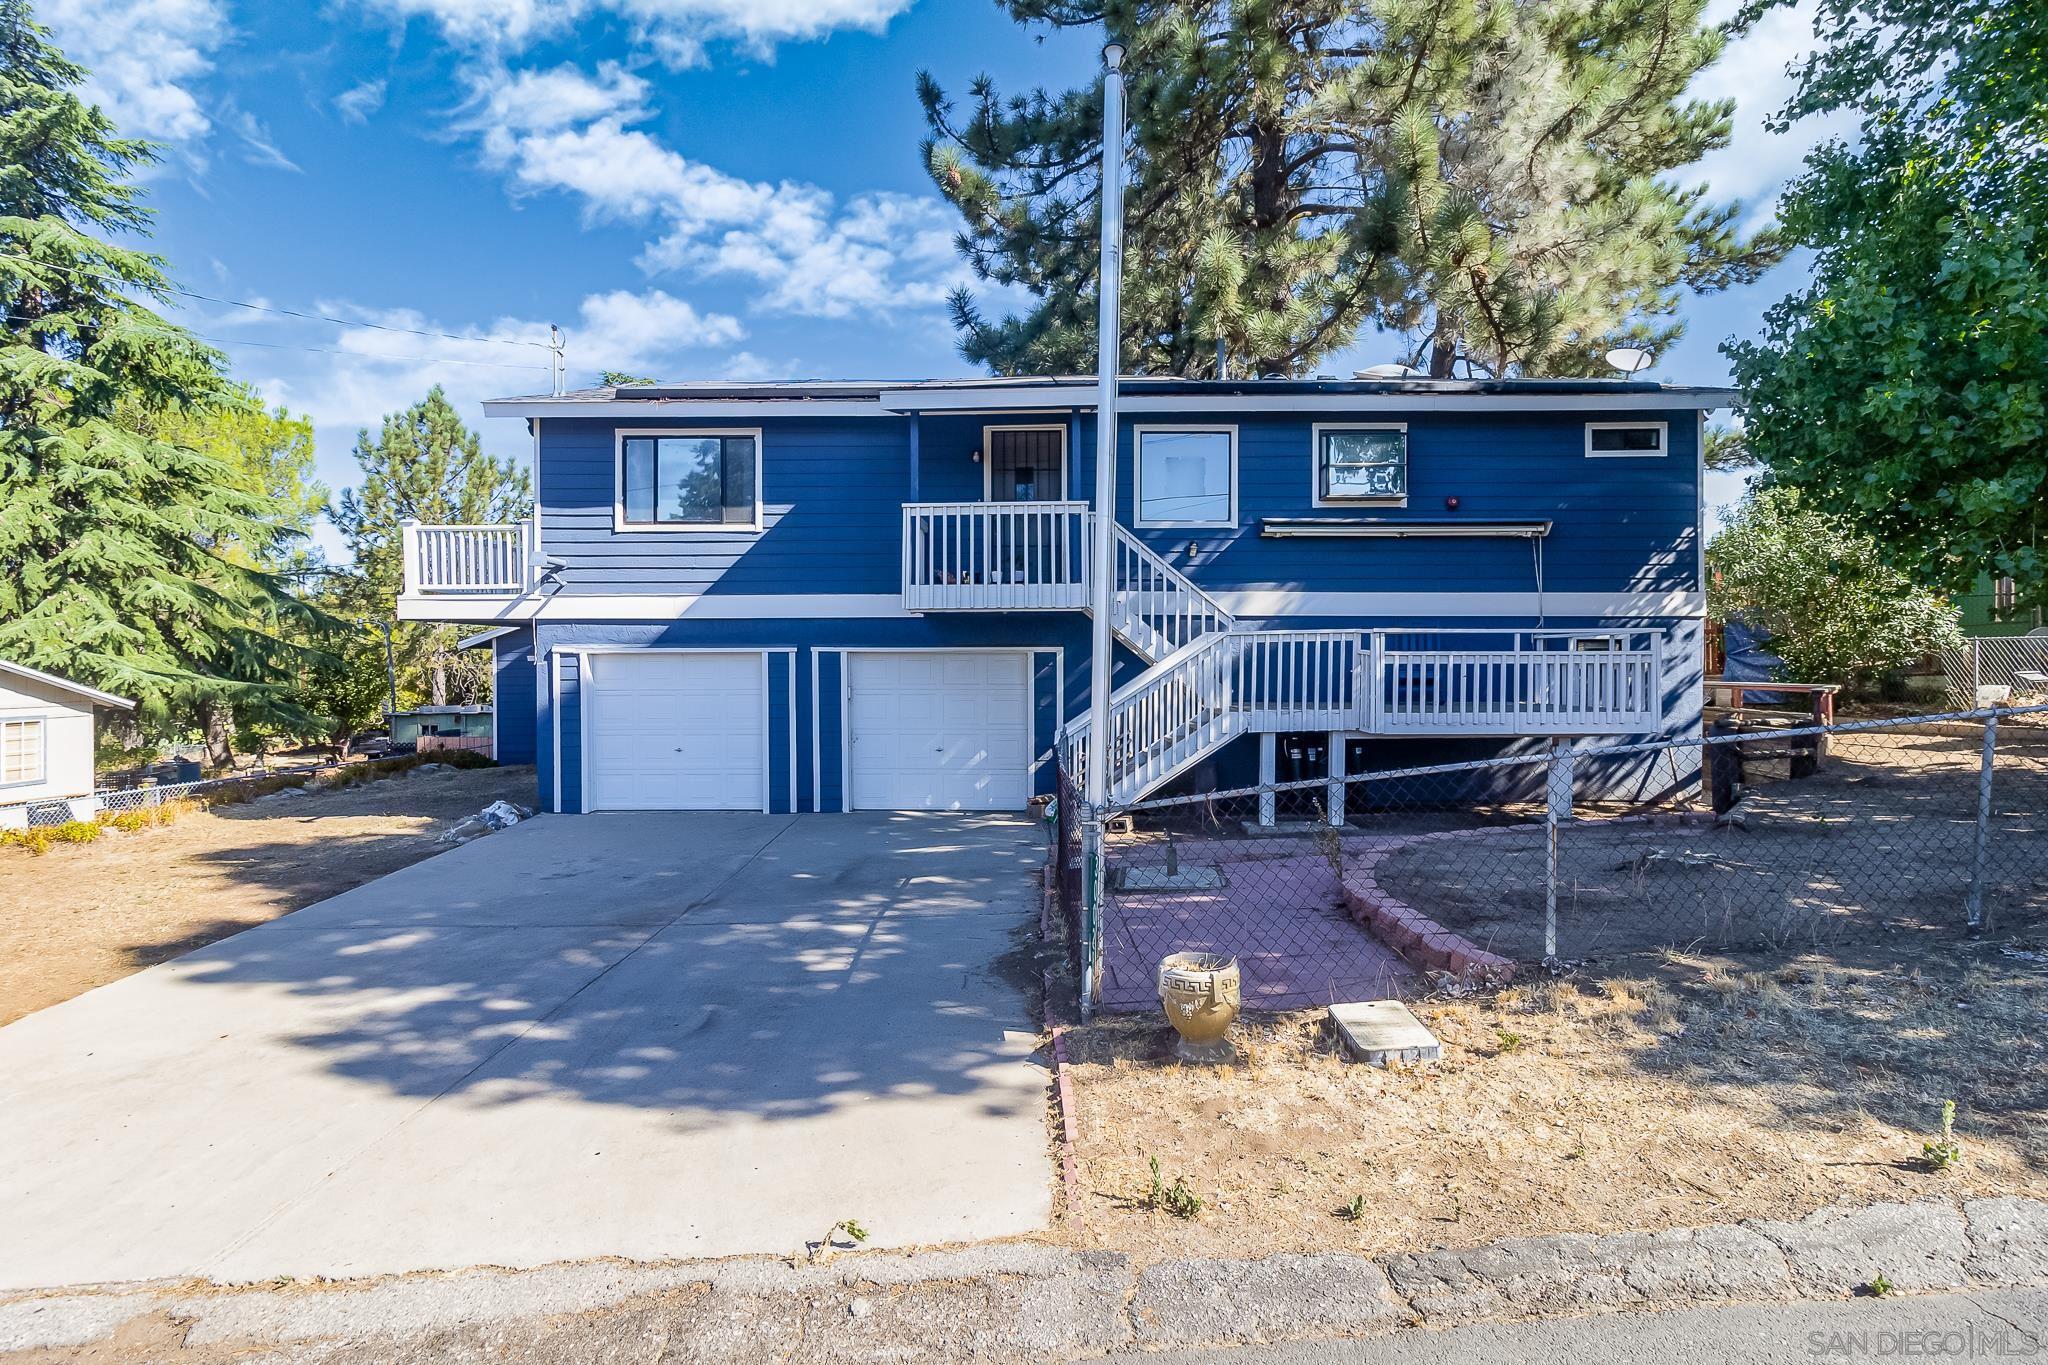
[194,332,551,372]
[0,250,555,352]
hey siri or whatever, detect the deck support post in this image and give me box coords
[1257,732,1277,827]
[1966,709,1999,934]
[1325,732,1346,827]
[1544,740,1574,962]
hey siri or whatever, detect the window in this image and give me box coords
[1,718,44,786]
[1314,424,1407,504]
[1135,426,1236,527]
[618,431,760,529]
[1995,577,2018,613]
[1585,422,1668,457]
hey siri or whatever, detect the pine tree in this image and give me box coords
[921,0,1780,377]
[331,387,532,706]
[0,0,330,761]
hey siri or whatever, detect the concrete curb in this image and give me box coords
[4,1196,2043,1360]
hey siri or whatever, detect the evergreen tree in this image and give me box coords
[331,387,531,706]
[921,0,1778,377]
[1726,0,2048,609]
[0,0,330,762]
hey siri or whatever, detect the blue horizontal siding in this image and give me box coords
[534,408,1702,602]
[492,629,538,767]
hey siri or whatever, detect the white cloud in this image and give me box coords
[461,62,970,319]
[356,0,912,63]
[224,106,300,171]
[334,79,388,124]
[40,0,228,143]
[1686,0,1859,225]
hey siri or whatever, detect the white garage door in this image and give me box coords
[585,652,764,811]
[847,652,1032,811]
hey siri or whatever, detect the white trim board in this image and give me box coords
[1132,423,1239,529]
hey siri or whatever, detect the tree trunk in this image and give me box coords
[1428,332,1458,378]
[200,698,235,771]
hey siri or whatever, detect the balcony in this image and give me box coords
[901,501,1091,612]
[396,520,537,618]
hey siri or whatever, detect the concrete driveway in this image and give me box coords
[0,812,1052,1290]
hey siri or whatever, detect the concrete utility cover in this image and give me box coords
[1330,1000,1442,1066]
[0,812,1051,1290]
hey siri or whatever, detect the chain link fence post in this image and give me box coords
[1544,740,1575,963]
[1080,814,1104,1021]
[1966,708,2000,934]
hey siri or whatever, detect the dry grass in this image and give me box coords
[0,764,536,1025]
[1055,941,2048,1261]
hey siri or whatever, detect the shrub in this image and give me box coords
[1,828,54,855]
[51,819,102,845]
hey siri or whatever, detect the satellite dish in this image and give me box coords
[1605,348,1654,376]
[1357,364,1427,380]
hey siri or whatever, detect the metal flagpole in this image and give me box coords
[1080,41,1126,1022]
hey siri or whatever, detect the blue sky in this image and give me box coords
[41,0,1848,558]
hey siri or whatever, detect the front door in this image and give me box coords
[986,427,1066,502]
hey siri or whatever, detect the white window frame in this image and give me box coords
[1133,424,1238,529]
[613,428,765,533]
[1,716,47,788]
[1584,420,1669,459]
[1311,422,1409,508]
[981,423,1070,501]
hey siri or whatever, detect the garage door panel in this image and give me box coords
[849,652,1031,812]
[587,653,764,811]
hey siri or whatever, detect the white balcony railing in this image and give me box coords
[400,519,536,595]
[901,501,1089,612]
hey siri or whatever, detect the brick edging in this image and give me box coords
[1340,811,1712,985]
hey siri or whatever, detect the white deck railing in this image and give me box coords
[901,501,1089,612]
[1067,628,1663,805]
[401,519,536,595]
[1104,527,1234,660]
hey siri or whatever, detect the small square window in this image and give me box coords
[1316,426,1407,503]
[1135,428,1235,527]
[1586,422,1668,457]
[620,433,759,528]
[1,718,44,786]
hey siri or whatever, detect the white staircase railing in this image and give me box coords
[1104,527,1233,662]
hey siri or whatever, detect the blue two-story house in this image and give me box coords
[400,376,1729,816]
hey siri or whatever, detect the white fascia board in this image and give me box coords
[1119,391,1738,414]
[0,659,136,710]
[876,386,1095,412]
[481,399,890,420]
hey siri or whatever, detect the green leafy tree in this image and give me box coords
[1726,0,2047,611]
[1708,487,1962,689]
[330,387,531,706]
[0,0,331,765]
[921,0,1778,378]
[598,369,655,386]
[137,383,326,568]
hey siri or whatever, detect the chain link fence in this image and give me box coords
[1941,635,2048,708]
[1052,704,2048,1015]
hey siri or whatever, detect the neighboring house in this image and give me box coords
[387,705,494,747]
[0,659,135,819]
[1958,574,2044,638]
[395,376,1732,815]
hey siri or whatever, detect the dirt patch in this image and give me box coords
[1053,941,2048,1262]
[1375,731,2048,962]
[0,764,537,1025]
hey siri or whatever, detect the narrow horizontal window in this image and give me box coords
[1,718,44,785]
[1136,428,1235,527]
[1317,426,1407,502]
[1586,422,1668,457]
[620,434,759,527]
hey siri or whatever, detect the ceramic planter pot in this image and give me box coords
[1156,952,1241,1060]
